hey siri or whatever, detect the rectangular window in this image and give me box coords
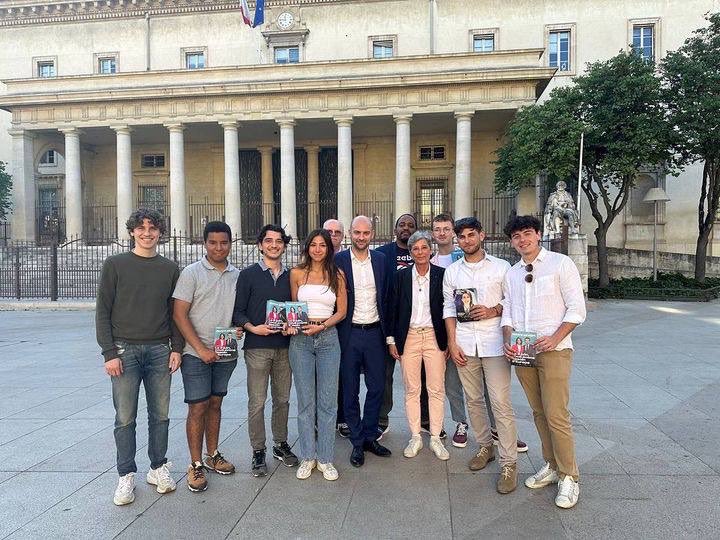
[419,146,446,161]
[473,34,495,53]
[41,150,56,164]
[37,61,56,78]
[185,51,205,69]
[373,40,394,58]
[98,57,117,74]
[141,154,165,168]
[633,25,654,61]
[274,46,300,64]
[549,30,571,71]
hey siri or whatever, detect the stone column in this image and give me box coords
[165,123,187,235]
[257,145,274,225]
[277,119,297,237]
[9,130,36,241]
[113,126,133,240]
[393,114,413,217]
[454,111,474,219]
[304,145,320,230]
[335,117,353,230]
[221,121,241,239]
[61,127,83,240]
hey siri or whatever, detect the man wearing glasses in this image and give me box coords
[501,215,586,509]
[323,219,345,254]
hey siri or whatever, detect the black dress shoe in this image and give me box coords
[363,440,392,457]
[350,446,365,467]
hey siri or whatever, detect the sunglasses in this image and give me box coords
[524,264,534,283]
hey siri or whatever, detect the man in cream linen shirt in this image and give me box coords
[443,217,518,494]
[501,215,586,509]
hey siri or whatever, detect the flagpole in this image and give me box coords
[577,132,584,226]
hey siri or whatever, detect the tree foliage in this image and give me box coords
[495,51,678,287]
[661,12,720,281]
[0,161,12,221]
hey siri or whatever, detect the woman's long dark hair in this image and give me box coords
[297,229,341,293]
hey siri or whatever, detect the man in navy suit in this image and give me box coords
[335,215,392,467]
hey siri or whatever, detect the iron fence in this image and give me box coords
[0,232,559,300]
[473,192,517,238]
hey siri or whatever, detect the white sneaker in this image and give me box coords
[429,436,450,461]
[403,435,423,458]
[113,472,136,506]
[524,462,559,489]
[146,462,177,494]
[555,475,580,509]
[296,459,316,479]
[317,462,339,481]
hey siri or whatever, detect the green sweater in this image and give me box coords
[95,251,183,362]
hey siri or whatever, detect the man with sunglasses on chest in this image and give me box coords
[501,215,586,509]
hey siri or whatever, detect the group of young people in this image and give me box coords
[96,207,585,510]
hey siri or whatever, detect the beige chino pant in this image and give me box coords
[400,328,446,437]
[516,348,579,481]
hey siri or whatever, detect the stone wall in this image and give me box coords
[588,246,720,280]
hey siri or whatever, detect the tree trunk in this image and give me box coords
[694,225,712,282]
[594,226,610,288]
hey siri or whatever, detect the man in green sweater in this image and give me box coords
[96,208,183,506]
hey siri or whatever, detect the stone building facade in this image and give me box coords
[1,0,718,251]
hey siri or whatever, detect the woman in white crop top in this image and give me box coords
[288,229,347,481]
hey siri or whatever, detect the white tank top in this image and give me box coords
[297,283,336,319]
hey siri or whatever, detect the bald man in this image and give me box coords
[334,216,392,467]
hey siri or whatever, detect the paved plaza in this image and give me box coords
[0,299,719,539]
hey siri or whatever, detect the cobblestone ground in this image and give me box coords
[0,299,719,539]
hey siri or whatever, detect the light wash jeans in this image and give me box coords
[289,327,341,464]
[111,342,172,476]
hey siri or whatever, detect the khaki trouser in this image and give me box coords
[400,328,446,437]
[244,348,292,451]
[516,348,579,481]
[456,355,518,466]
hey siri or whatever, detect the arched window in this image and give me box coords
[40,149,56,165]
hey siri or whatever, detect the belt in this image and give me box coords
[351,321,380,330]
[409,327,434,333]
[307,320,328,326]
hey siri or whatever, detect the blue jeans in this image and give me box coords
[289,327,341,464]
[111,342,172,476]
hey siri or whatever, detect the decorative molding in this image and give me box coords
[0,1,386,27]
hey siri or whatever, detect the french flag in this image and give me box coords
[241,0,265,28]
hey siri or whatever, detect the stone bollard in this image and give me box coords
[568,234,589,295]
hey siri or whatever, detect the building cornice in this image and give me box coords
[0,0,383,27]
[1,49,555,129]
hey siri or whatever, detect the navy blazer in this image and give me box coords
[388,264,448,355]
[334,248,390,352]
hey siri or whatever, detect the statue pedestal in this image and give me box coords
[568,234,588,294]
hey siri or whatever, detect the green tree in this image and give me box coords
[0,161,12,221]
[495,52,678,288]
[662,13,720,282]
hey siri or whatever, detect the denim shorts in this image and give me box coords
[181,354,237,404]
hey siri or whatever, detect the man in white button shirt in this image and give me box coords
[501,215,586,509]
[443,217,518,494]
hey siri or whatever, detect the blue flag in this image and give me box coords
[252,0,265,27]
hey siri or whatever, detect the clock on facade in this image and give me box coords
[276,11,294,30]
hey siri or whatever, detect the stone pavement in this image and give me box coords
[0,299,719,539]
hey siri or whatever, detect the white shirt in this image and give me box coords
[410,265,433,328]
[350,248,380,324]
[443,253,509,358]
[501,247,586,351]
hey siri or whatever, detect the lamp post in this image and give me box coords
[642,187,671,282]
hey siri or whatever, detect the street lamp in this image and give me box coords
[642,187,671,282]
